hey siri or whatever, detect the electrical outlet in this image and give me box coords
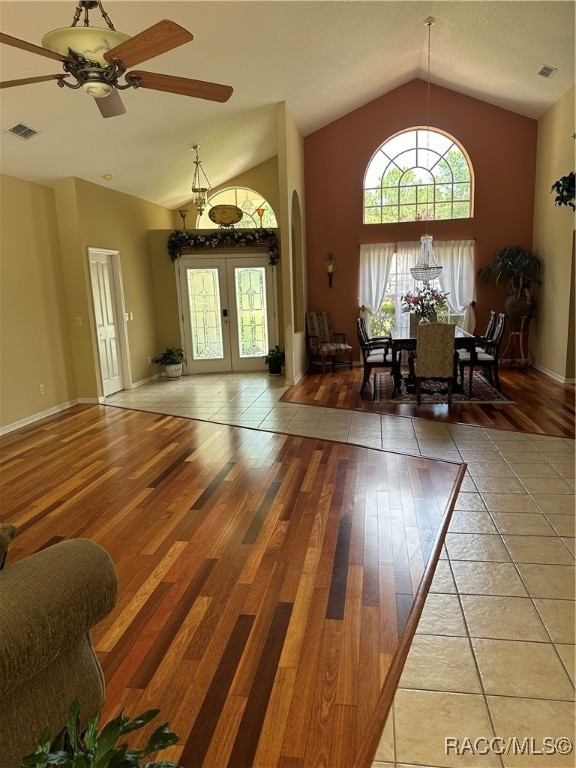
[39,384,45,395]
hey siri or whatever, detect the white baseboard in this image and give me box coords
[0,399,81,435]
[533,364,574,384]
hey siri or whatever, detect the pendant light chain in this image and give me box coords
[410,16,442,284]
[425,17,433,235]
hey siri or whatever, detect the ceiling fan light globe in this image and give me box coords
[42,27,130,66]
[82,81,113,98]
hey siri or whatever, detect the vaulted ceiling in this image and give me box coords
[0,1,573,209]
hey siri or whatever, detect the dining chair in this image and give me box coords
[306,310,353,373]
[413,322,456,404]
[356,317,394,397]
[457,312,506,395]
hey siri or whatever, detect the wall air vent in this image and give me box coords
[4,122,39,140]
[538,65,558,78]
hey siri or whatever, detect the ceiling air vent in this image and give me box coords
[538,65,558,78]
[4,122,39,140]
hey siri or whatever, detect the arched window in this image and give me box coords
[364,128,473,224]
[197,186,278,229]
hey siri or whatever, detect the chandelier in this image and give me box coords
[410,17,442,283]
[190,144,211,215]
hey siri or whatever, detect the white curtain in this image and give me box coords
[435,240,477,333]
[358,243,395,314]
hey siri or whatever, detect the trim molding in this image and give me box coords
[0,400,80,435]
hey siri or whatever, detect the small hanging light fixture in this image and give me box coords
[326,252,335,288]
[411,17,442,283]
[190,144,211,215]
[177,209,189,229]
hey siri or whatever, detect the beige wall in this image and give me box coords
[533,85,575,381]
[71,179,174,389]
[0,174,76,428]
[175,155,281,228]
[0,175,174,430]
[277,102,307,384]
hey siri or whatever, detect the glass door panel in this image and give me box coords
[234,266,269,358]
[187,268,224,360]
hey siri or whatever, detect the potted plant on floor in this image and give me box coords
[21,699,180,767]
[477,245,543,332]
[264,345,285,375]
[151,347,185,379]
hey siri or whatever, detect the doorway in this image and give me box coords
[177,254,277,373]
[88,248,129,396]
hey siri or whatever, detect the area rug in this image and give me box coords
[375,371,514,404]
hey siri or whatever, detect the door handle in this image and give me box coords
[223,309,228,317]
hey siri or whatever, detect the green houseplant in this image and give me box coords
[21,699,180,767]
[551,171,575,211]
[151,347,185,379]
[477,245,543,331]
[264,345,285,375]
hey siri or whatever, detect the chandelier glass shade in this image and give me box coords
[410,235,442,282]
[41,1,130,98]
[190,144,211,215]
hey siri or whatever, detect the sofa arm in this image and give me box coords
[0,538,118,700]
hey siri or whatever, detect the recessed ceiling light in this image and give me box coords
[102,173,115,181]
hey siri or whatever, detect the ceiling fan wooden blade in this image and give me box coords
[127,71,233,102]
[104,20,193,69]
[95,89,126,118]
[0,74,69,89]
[0,32,69,62]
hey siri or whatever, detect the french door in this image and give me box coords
[178,254,277,373]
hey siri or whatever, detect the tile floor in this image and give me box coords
[107,372,575,768]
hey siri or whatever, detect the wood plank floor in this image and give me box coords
[1,405,464,768]
[281,366,575,438]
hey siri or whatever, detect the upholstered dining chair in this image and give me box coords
[457,312,506,395]
[306,310,353,373]
[356,317,394,397]
[414,322,456,404]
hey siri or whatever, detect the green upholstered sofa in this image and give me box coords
[0,536,118,768]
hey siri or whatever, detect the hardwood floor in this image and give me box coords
[1,405,464,768]
[281,366,575,438]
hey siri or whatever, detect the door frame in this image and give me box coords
[87,247,132,397]
[175,251,279,374]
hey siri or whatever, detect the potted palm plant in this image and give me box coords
[264,345,285,375]
[151,347,185,379]
[477,245,543,332]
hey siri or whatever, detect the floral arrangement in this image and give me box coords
[167,228,280,265]
[401,283,449,319]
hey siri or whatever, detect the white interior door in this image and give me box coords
[179,254,277,374]
[89,251,124,395]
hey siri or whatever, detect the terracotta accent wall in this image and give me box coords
[304,79,537,349]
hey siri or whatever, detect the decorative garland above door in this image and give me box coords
[167,228,280,265]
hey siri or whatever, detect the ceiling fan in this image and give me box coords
[0,0,233,118]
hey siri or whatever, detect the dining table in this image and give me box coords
[390,325,475,396]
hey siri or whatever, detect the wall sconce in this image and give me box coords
[256,207,265,228]
[177,209,189,230]
[326,252,335,288]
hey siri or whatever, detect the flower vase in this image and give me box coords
[419,316,431,324]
